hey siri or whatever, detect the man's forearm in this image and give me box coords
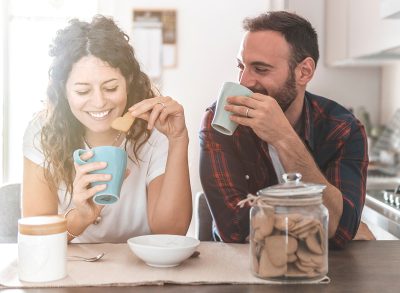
[274,134,343,238]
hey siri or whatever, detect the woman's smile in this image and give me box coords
[87,109,113,120]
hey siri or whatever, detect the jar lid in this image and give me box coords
[257,173,326,197]
[18,216,67,236]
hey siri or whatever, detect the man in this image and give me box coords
[199,11,369,248]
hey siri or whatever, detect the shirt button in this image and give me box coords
[245,175,250,180]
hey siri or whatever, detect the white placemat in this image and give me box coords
[0,242,329,288]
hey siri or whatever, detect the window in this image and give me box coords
[2,0,97,184]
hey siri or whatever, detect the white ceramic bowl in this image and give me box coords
[127,234,200,268]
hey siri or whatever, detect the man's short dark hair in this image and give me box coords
[243,11,319,69]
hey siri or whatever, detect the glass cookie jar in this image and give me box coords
[249,173,328,282]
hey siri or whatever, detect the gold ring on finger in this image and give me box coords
[245,107,250,118]
[157,102,167,109]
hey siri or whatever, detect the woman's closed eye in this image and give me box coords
[75,90,90,95]
[104,86,118,92]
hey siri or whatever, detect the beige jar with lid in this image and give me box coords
[249,173,328,282]
[18,216,67,282]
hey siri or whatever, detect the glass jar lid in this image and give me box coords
[257,173,326,198]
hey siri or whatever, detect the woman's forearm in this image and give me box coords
[148,132,192,235]
[63,208,95,242]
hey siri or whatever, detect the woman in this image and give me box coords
[22,15,192,243]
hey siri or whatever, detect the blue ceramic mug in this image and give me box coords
[73,146,127,205]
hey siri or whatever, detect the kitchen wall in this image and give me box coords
[0,0,6,181]
[0,0,396,244]
[98,0,382,199]
[2,0,384,194]
[287,0,381,124]
[1,0,389,238]
[382,63,400,124]
[98,0,270,197]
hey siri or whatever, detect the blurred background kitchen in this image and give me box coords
[1,0,400,238]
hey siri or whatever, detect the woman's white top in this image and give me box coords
[23,117,168,243]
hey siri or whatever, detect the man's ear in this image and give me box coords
[295,57,315,86]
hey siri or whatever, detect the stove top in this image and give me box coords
[366,188,400,217]
[365,188,400,239]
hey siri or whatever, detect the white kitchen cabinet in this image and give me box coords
[326,0,400,66]
[381,0,400,19]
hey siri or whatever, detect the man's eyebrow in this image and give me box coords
[250,61,274,68]
[236,59,274,69]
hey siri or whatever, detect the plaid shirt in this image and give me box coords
[199,91,368,249]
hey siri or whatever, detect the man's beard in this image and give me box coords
[250,70,298,112]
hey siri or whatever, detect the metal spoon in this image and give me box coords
[67,252,105,262]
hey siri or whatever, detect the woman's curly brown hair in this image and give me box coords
[40,15,154,201]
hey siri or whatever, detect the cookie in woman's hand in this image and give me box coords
[111,112,135,132]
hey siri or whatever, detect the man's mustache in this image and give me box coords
[249,87,269,96]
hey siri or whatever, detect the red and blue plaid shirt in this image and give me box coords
[199,91,368,249]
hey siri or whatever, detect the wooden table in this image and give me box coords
[1,241,399,292]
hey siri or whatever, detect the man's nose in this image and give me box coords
[239,68,256,88]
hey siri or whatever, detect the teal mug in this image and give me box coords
[211,82,253,135]
[73,146,127,205]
